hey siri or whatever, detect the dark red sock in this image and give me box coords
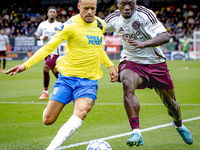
[174,119,182,127]
[3,59,6,69]
[44,72,50,91]
[129,117,139,130]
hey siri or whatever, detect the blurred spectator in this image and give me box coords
[174,40,180,51]
[0,0,199,40]
[5,26,11,35]
[30,15,36,22]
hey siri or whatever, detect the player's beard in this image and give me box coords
[50,18,55,22]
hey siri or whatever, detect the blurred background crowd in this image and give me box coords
[0,0,199,41]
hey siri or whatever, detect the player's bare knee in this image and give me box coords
[74,109,88,120]
[43,68,50,74]
[122,78,131,88]
[43,116,55,125]
[74,104,92,119]
[43,65,51,73]
[122,78,136,94]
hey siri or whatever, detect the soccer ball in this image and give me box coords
[86,140,112,150]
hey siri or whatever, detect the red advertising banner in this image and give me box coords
[104,36,122,54]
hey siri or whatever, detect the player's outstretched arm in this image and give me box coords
[109,66,118,82]
[4,64,25,76]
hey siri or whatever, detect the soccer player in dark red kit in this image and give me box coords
[35,6,62,100]
[104,0,193,147]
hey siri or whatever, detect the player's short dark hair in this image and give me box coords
[47,6,57,13]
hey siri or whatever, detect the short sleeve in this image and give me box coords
[35,23,43,36]
[104,22,115,32]
[143,10,167,38]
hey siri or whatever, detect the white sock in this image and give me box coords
[43,90,48,93]
[46,115,83,150]
[133,129,141,135]
[43,108,46,120]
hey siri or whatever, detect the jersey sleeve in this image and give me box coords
[100,47,114,69]
[54,20,74,41]
[35,23,43,36]
[104,22,115,32]
[104,10,120,33]
[23,35,64,69]
[142,10,167,38]
[23,20,73,69]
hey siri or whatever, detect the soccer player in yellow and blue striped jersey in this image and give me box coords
[5,0,118,149]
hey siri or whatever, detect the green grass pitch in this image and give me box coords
[0,60,200,150]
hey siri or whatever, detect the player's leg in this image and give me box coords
[120,69,144,146]
[154,88,181,122]
[49,54,59,79]
[43,74,71,125]
[154,88,193,145]
[2,55,6,73]
[43,100,65,125]
[184,51,187,61]
[46,77,97,150]
[187,51,190,60]
[0,55,1,72]
[39,63,51,100]
[46,97,94,150]
[51,67,59,79]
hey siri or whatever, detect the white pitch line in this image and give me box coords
[0,101,47,104]
[0,101,200,106]
[57,116,200,150]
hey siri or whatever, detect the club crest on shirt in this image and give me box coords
[54,27,58,31]
[132,21,140,30]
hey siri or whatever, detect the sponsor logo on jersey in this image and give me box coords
[58,24,64,31]
[118,27,124,32]
[132,21,140,30]
[122,32,140,40]
[86,35,102,45]
[152,24,162,31]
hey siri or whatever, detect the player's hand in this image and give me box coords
[4,64,26,76]
[126,38,145,50]
[43,35,48,40]
[109,66,118,82]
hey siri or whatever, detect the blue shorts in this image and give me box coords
[50,74,98,104]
